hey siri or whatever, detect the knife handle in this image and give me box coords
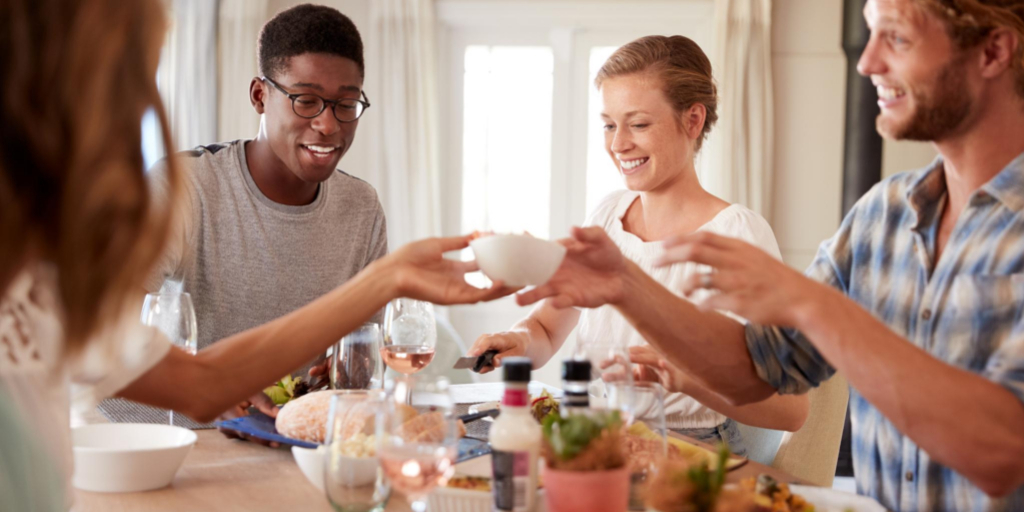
[473,350,500,373]
[458,408,500,423]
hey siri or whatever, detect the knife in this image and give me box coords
[452,350,499,373]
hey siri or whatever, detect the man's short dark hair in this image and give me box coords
[257,4,364,80]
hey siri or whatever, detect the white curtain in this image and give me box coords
[367,0,443,248]
[159,0,220,152]
[706,0,774,222]
[217,0,269,142]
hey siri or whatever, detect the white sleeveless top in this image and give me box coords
[577,190,782,429]
[0,265,170,497]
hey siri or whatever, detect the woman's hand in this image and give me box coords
[516,226,630,309]
[627,345,690,394]
[465,331,529,374]
[381,235,518,305]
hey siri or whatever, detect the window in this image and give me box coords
[585,46,623,215]
[461,46,554,239]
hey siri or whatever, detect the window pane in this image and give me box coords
[585,46,622,216]
[462,46,554,239]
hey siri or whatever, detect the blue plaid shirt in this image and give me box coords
[746,153,1024,511]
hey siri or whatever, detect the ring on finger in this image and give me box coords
[700,271,713,289]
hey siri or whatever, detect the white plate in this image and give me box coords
[789,485,886,512]
[467,401,500,422]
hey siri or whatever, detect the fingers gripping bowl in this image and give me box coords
[469,234,567,287]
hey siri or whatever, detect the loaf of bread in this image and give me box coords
[275,390,424,443]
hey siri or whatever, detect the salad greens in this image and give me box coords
[541,409,621,461]
[263,375,305,406]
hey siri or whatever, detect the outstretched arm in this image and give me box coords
[119,235,514,423]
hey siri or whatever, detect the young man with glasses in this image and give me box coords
[101,5,386,430]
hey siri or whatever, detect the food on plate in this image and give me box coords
[738,475,814,512]
[263,375,310,406]
[490,390,560,423]
[445,475,492,491]
[541,410,625,471]
[645,446,813,512]
[276,390,446,444]
[529,390,559,423]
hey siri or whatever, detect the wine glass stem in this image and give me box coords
[169,410,175,426]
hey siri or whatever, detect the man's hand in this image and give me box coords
[382,235,520,305]
[659,231,826,327]
[516,226,629,309]
[217,392,281,448]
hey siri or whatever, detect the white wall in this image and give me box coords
[265,0,377,186]
[770,0,846,271]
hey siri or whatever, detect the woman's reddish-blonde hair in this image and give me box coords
[595,35,719,151]
[0,0,181,356]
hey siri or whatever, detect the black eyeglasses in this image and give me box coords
[261,76,370,123]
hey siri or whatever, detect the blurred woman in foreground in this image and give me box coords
[0,1,508,507]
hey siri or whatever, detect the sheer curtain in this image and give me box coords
[159,0,219,152]
[705,0,774,222]
[217,0,268,142]
[367,0,443,248]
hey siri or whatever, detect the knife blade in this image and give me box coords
[452,350,499,372]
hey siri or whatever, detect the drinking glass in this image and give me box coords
[575,340,635,417]
[140,292,197,426]
[381,299,437,377]
[324,390,391,512]
[378,377,457,512]
[623,382,667,511]
[332,323,384,390]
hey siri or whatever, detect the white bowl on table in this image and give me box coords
[72,423,197,493]
[469,234,567,287]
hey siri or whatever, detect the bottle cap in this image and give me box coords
[562,359,592,381]
[502,357,532,383]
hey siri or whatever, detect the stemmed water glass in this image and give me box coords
[140,292,197,426]
[378,377,457,512]
[324,390,391,512]
[381,299,437,378]
[332,323,384,390]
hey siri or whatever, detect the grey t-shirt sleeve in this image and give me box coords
[366,201,388,324]
[143,158,199,293]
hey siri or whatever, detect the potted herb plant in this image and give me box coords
[540,410,630,512]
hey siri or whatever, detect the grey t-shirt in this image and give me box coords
[98,140,388,427]
[150,140,388,372]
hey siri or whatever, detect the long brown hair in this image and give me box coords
[595,35,719,151]
[0,0,181,356]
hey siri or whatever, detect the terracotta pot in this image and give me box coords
[542,465,630,512]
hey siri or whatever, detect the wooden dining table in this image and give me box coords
[72,382,806,512]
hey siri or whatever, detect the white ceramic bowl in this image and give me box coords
[470,234,567,287]
[72,423,197,493]
[293,446,379,492]
[292,446,326,492]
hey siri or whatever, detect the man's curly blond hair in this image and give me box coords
[913,0,1024,95]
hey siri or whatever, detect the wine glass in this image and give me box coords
[140,292,197,426]
[324,390,391,512]
[381,299,437,377]
[378,377,457,512]
[332,323,384,390]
